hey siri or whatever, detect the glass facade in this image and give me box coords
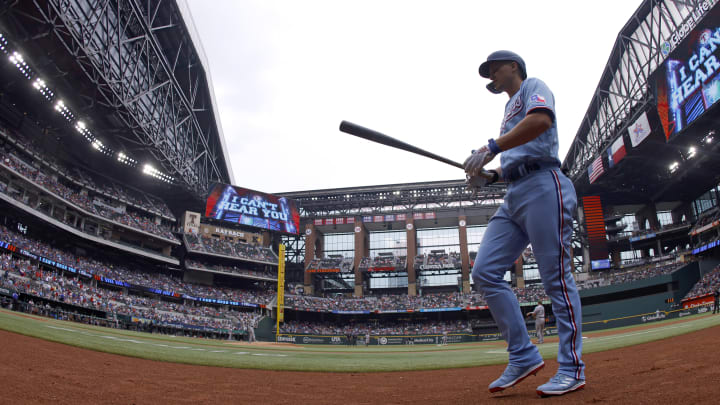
[466,225,487,256]
[692,185,719,217]
[369,230,407,289]
[657,211,673,227]
[416,227,460,255]
[369,230,407,257]
[323,233,354,258]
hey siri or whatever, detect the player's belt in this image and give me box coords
[505,162,559,182]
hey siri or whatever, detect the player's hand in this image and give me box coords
[463,147,496,177]
[465,171,494,194]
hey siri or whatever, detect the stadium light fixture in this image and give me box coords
[687,146,697,159]
[143,163,174,183]
[55,100,75,122]
[0,33,7,53]
[704,131,715,144]
[32,77,54,101]
[669,162,679,173]
[8,51,32,79]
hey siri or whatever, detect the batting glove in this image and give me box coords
[465,170,498,195]
[463,147,496,177]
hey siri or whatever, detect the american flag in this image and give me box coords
[588,155,604,184]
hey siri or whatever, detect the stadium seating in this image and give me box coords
[575,262,684,290]
[280,319,472,336]
[183,233,278,264]
[185,259,277,280]
[684,265,720,298]
[0,128,178,242]
[0,225,275,307]
[0,255,264,331]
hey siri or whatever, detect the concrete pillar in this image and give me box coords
[303,223,322,295]
[458,216,471,293]
[353,220,368,297]
[406,215,417,296]
[636,204,660,231]
[671,202,693,224]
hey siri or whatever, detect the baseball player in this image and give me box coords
[441,330,448,346]
[526,301,545,344]
[465,50,585,397]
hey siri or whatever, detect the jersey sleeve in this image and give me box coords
[523,78,555,121]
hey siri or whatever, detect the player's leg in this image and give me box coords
[473,205,543,392]
[536,320,544,344]
[520,170,585,393]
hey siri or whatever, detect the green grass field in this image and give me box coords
[1,308,719,372]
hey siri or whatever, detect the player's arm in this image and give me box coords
[494,111,552,151]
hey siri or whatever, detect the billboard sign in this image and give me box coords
[205,184,300,235]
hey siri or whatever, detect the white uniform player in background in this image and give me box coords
[441,331,448,346]
[527,302,545,344]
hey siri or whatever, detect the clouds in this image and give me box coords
[186,0,642,192]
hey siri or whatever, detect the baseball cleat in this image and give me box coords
[536,373,586,397]
[488,361,545,393]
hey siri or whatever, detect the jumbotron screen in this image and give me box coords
[654,5,720,141]
[205,183,300,235]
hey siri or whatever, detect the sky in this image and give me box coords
[184,0,644,193]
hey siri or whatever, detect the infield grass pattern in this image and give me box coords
[1,308,718,372]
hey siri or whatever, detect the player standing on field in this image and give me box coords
[526,301,545,344]
[464,50,585,397]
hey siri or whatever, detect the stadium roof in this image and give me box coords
[563,0,720,206]
[278,178,506,222]
[0,0,233,197]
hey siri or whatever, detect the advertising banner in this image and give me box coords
[205,183,300,235]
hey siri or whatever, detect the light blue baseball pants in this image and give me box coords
[472,168,585,380]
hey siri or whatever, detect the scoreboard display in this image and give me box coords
[654,4,720,140]
[205,183,300,235]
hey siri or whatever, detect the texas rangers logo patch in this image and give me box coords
[531,94,546,104]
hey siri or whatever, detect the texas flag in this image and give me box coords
[607,136,626,168]
[531,94,546,104]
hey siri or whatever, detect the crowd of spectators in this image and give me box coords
[355,255,407,271]
[685,265,720,298]
[306,256,354,272]
[184,233,277,264]
[576,262,683,290]
[689,209,720,235]
[1,254,263,331]
[280,319,472,336]
[0,225,275,306]
[285,291,487,312]
[0,148,178,242]
[185,259,276,280]
[513,284,548,303]
[0,128,175,220]
[414,252,463,270]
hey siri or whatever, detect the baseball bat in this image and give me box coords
[339,120,464,169]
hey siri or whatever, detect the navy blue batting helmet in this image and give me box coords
[478,50,527,80]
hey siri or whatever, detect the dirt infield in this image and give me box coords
[1,326,719,404]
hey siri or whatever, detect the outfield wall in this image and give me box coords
[276,304,715,344]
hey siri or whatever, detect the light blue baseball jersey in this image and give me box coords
[498,78,560,173]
